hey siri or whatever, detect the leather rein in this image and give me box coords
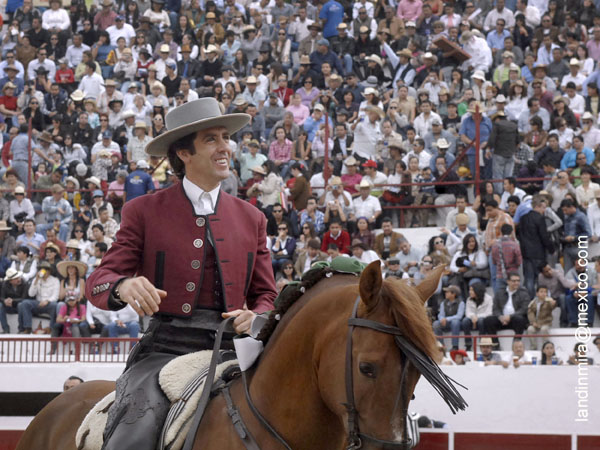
[238,296,416,450]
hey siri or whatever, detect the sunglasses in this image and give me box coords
[434,240,444,244]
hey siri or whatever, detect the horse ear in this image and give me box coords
[359,261,383,310]
[415,265,445,304]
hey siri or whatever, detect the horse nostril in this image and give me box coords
[411,394,415,400]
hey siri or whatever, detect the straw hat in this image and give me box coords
[397,48,412,58]
[145,98,249,156]
[85,176,102,188]
[250,165,266,175]
[455,213,469,226]
[66,239,81,249]
[344,156,358,166]
[467,101,485,113]
[436,138,450,149]
[366,54,383,67]
[134,121,148,130]
[70,90,85,101]
[4,268,23,281]
[57,260,88,278]
[479,337,498,346]
[65,176,80,190]
[0,220,12,231]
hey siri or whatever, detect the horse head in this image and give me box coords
[318,262,444,449]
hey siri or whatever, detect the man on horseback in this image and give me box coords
[86,98,277,450]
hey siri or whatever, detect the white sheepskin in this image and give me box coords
[75,351,238,450]
[75,391,115,450]
[159,351,238,450]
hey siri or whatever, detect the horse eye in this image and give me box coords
[359,362,377,378]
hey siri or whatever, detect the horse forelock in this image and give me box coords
[380,279,438,359]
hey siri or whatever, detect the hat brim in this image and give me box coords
[0,226,12,231]
[57,261,87,278]
[145,114,250,157]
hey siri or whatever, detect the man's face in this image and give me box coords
[542,265,553,278]
[352,247,364,258]
[530,100,540,113]
[485,206,498,218]
[64,378,82,391]
[513,341,525,357]
[456,197,466,210]
[176,127,232,189]
[272,207,283,218]
[329,223,341,235]
[496,20,505,32]
[421,102,431,114]
[400,241,410,254]
[46,229,56,240]
[481,345,492,356]
[508,276,521,289]
[24,222,34,234]
[537,287,547,300]
[308,246,318,258]
[382,222,393,235]
[100,210,109,222]
[307,199,316,211]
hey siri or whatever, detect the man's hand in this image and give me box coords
[39,300,49,308]
[118,277,167,317]
[440,318,447,327]
[222,307,256,334]
[5,298,13,307]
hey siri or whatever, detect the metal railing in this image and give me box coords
[0,337,139,363]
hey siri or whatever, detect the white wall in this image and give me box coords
[411,365,600,435]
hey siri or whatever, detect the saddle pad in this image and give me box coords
[75,351,238,450]
[159,351,238,450]
[75,391,115,450]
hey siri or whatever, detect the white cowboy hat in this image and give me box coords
[57,260,88,278]
[145,98,250,156]
[366,54,383,67]
[4,268,23,281]
[85,176,102,188]
[436,138,450,149]
[0,220,12,231]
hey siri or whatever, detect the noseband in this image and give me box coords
[345,297,413,450]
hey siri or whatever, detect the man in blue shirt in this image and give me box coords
[309,39,344,75]
[459,101,492,178]
[560,135,594,170]
[125,160,155,202]
[39,184,73,242]
[319,0,344,39]
[561,198,592,272]
[303,104,328,141]
[10,124,30,185]
[486,19,511,53]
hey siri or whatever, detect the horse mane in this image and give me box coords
[256,267,333,344]
[381,280,438,359]
[258,267,438,360]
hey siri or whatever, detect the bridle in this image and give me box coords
[345,296,414,450]
[239,296,467,450]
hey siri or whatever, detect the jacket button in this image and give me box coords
[193,238,204,248]
[186,282,196,292]
[182,303,192,313]
[196,217,206,227]
[191,260,201,269]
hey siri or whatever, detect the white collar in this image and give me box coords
[182,176,220,215]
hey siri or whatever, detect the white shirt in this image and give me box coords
[503,289,516,316]
[582,127,600,150]
[499,187,526,210]
[587,201,600,237]
[402,150,431,170]
[65,43,91,68]
[79,72,105,99]
[561,73,586,89]
[566,93,585,115]
[182,176,220,215]
[413,112,442,138]
[483,8,515,32]
[353,119,381,159]
[353,195,382,219]
[42,8,70,30]
[106,23,136,46]
[109,304,139,324]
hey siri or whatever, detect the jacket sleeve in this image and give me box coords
[514,291,530,316]
[245,212,277,314]
[85,200,144,310]
[537,214,555,255]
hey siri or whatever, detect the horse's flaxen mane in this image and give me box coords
[256,267,333,344]
[382,280,438,359]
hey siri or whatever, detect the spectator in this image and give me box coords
[540,341,563,365]
[294,238,327,277]
[565,258,594,327]
[106,305,140,353]
[526,286,557,350]
[476,337,509,367]
[511,340,532,367]
[63,375,84,391]
[461,282,493,351]
[560,199,592,271]
[17,261,59,334]
[0,268,28,334]
[350,238,380,265]
[484,272,530,344]
[270,221,296,275]
[321,219,351,255]
[124,160,154,202]
[433,285,465,351]
[373,218,403,260]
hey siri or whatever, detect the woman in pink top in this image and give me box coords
[286,93,310,125]
[269,126,294,178]
[296,77,320,108]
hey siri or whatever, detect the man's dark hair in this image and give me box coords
[19,123,29,134]
[329,218,342,227]
[527,97,538,108]
[500,223,513,235]
[167,132,197,179]
[507,195,520,206]
[382,216,392,224]
[327,242,340,251]
[98,206,108,213]
[24,218,36,226]
[486,199,499,208]
[560,199,575,209]
[581,166,595,176]
[16,245,30,255]
[95,242,108,253]
[86,61,95,70]
[92,223,105,233]
[507,272,520,281]
[307,238,321,249]
[505,177,516,187]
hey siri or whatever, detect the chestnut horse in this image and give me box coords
[18,262,456,450]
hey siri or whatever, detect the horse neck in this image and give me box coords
[248,279,356,448]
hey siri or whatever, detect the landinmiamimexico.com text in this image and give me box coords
[575,235,590,423]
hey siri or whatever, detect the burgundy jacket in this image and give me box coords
[86,183,276,317]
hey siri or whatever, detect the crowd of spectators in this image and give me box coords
[0,0,598,361]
